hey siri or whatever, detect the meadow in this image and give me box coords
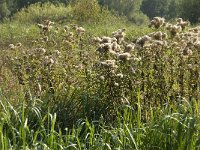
[0,2,200,150]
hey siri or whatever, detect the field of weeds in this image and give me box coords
[0,14,200,149]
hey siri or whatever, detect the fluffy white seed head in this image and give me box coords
[118,52,131,61]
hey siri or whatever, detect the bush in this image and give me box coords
[0,1,10,21]
[72,0,101,23]
[128,12,149,25]
[12,2,72,24]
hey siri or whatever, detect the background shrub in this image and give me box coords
[12,2,73,24]
[72,0,101,23]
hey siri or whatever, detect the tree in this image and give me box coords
[168,0,178,19]
[98,0,148,24]
[141,0,171,19]
[0,0,10,20]
[178,0,200,23]
[99,0,143,16]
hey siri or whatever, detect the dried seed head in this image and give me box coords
[116,73,123,78]
[111,42,121,52]
[36,48,46,55]
[114,82,119,86]
[37,23,44,29]
[124,44,135,52]
[16,43,22,47]
[182,47,193,56]
[99,76,105,80]
[136,35,151,47]
[100,60,117,68]
[194,41,200,49]
[9,44,15,50]
[76,26,85,35]
[49,58,55,64]
[149,17,165,29]
[101,36,112,43]
[54,50,61,55]
[64,25,69,30]
[118,52,131,61]
[93,37,102,43]
[97,43,112,53]
[109,50,117,56]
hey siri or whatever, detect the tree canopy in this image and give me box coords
[0,0,199,23]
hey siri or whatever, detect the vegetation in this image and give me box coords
[0,0,200,149]
[1,0,200,23]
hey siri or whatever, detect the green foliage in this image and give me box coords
[128,12,149,25]
[72,0,101,23]
[141,0,171,19]
[12,2,73,24]
[0,90,200,149]
[1,0,200,24]
[99,0,148,25]
[16,0,71,10]
[141,0,200,23]
[100,0,143,15]
[0,0,10,21]
[10,1,122,25]
[178,0,200,23]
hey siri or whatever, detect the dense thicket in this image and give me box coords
[0,0,199,23]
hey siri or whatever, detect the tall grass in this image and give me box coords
[0,89,199,149]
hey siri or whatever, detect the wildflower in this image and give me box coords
[116,73,123,78]
[168,25,182,36]
[44,20,54,26]
[149,31,167,40]
[44,56,49,62]
[32,40,37,45]
[37,20,54,35]
[112,28,126,44]
[49,58,55,64]
[194,40,200,49]
[133,57,142,62]
[99,76,105,80]
[188,64,193,69]
[64,25,69,31]
[93,37,102,43]
[43,36,49,42]
[118,52,131,61]
[37,23,44,29]
[114,82,119,86]
[9,44,15,50]
[111,37,117,42]
[152,40,167,47]
[176,18,189,30]
[149,17,165,29]
[109,50,117,56]
[136,35,151,47]
[100,60,117,68]
[54,49,59,55]
[105,60,116,68]
[101,36,112,44]
[182,46,193,56]
[124,44,135,52]
[97,43,112,53]
[74,26,85,35]
[111,42,121,52]
[16,42,22,47]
